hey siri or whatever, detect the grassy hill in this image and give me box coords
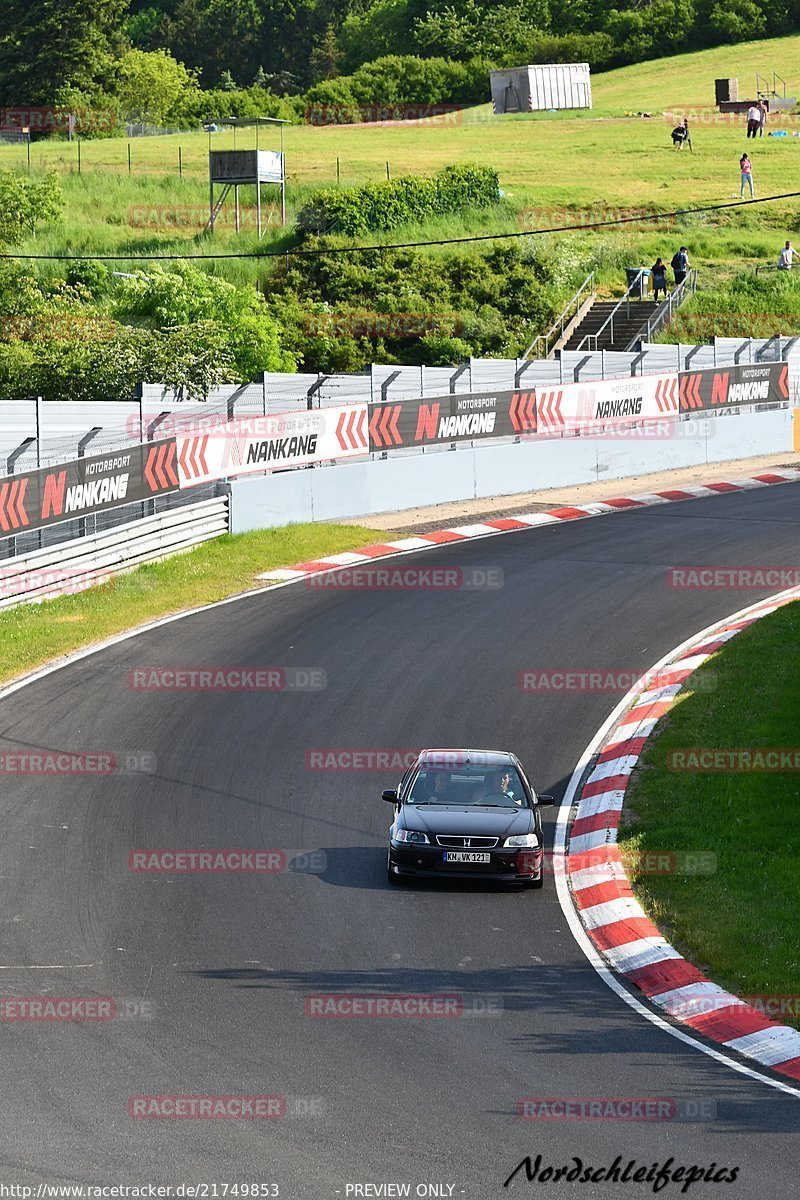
[1,34,798,289]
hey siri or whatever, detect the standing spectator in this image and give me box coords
[671,246,689,287]
[671,118,689,149]
[777,240,794,270]
[651,258,668,300]
[747,104,761,138]
[759,100,768,137]
[740,153,754,198]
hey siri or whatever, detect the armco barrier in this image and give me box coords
[228,407,793,531]
[0,495,229,609]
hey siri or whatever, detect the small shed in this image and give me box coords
[489,64,592,114]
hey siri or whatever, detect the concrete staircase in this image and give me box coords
[562,298,668,353]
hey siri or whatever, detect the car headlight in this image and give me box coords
[504,833,540,848]
[394,828,430,844]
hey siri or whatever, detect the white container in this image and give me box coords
[489,64,592,113]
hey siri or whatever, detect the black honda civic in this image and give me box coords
[384,748,554,888]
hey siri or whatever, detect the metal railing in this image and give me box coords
[574,270,647,353]
[755,262,796,276]
[0,495,230,610]
[625,268,698,350]
[522,272,595,360]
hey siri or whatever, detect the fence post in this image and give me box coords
[77,426,103,538]
[179,146,183,178]
[146,412,171,516]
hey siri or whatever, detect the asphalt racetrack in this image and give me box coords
[1,485,798,1196]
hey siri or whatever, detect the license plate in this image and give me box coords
[443,851,491,864]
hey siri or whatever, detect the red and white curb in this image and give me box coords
[563,584,800,1085]
[254,470,800,582]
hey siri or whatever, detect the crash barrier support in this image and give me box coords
[0,494,229,609]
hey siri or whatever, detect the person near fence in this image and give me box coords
[739,153,754,198]
[651,258,668,300]
[777,240,794,270]
[671,246,689,287]
[747,104,761,138]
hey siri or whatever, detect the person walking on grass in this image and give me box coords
[740,153,754,198]
[651,258,668,301]
[759,100,768,137]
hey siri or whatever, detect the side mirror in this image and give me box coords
[536,794,555,806]
[382,789,398,803]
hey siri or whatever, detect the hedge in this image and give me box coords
[295,164,501,235]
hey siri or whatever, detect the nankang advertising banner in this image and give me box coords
[176,405,369,488]
[367,390,535,450]
[679,362,788,412]
[0,440,179,537]
[535,374,679,434]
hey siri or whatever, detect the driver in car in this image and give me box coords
[473,769,519,804]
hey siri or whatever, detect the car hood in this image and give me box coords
[401,805,533,837]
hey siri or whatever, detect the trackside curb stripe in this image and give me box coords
[565,578,800,1084]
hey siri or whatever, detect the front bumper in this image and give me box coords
[389,842,542,882]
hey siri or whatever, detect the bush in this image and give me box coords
[296,164,500,235]
[0,170,63,245]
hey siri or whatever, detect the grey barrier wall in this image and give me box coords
[2,335,798,476]
[229,409,793,531]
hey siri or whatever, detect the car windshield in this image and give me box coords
[407,763,527,807]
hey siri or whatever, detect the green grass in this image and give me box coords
[621,603,800,1027]
[3,34,800,289]
[0,521,382,685]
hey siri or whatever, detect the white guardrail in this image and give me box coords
[0,495,229,611]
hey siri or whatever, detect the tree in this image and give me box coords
[113,49,201,125]
[310,24,341,80]
[0,171,63,245]
[253,65,269,87]
[0,0,127,104]
[219,70,238,91]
